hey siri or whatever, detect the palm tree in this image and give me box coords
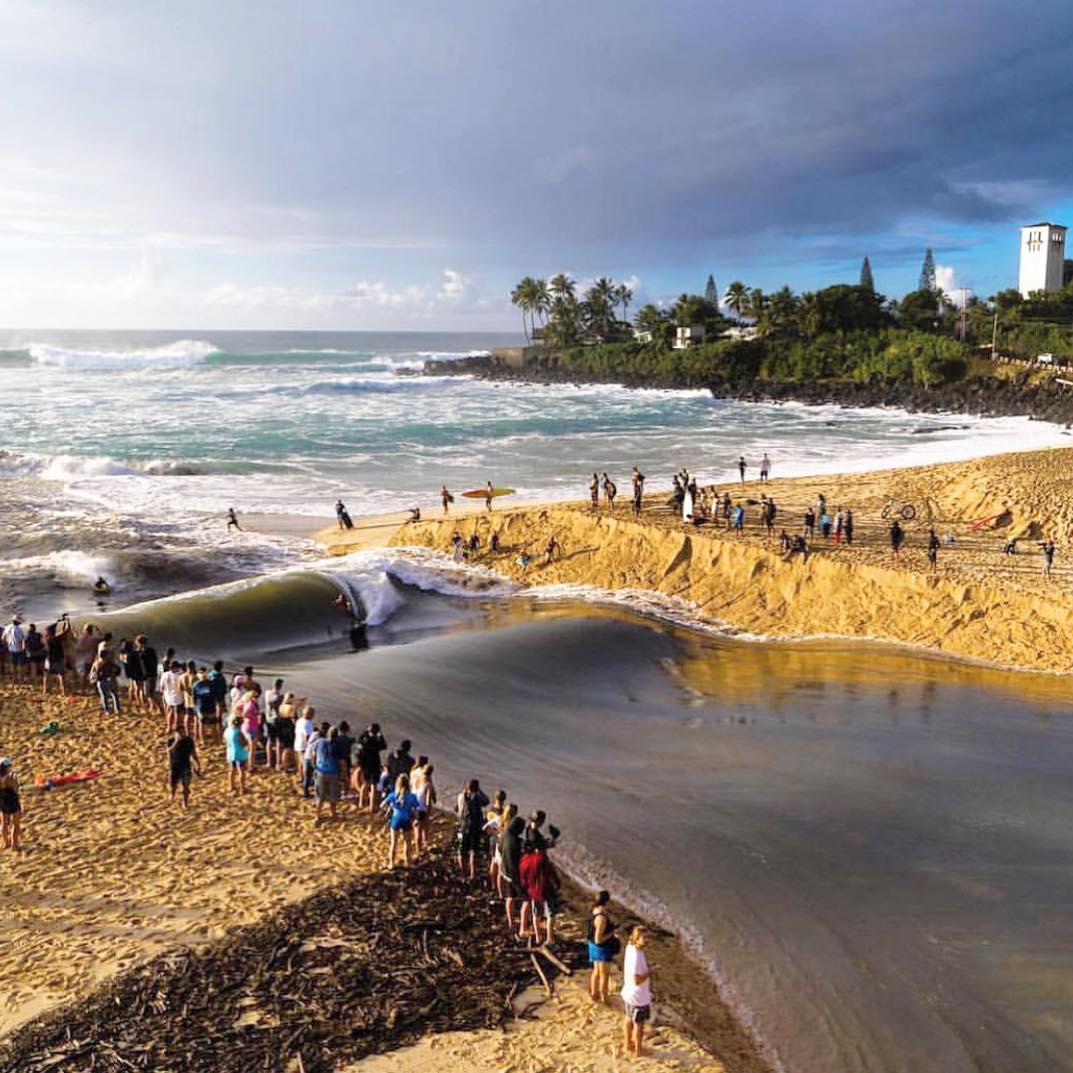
[765,285,799,337]
[587,276,617,340]
[614,282,633,325]
[748,288,767,321]
[549,273,576,304]
[510,277,536,343]
[725,281,749,319]
[532,278,550,336]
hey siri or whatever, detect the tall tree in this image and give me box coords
[634,303,673,348]
[704,274,719,311]
[725,281,749,318]
[549,273,576,304]
[860,257,874,292]
[532,278,550,335]
[586,276,617,341]
[748,287,767,320]
[919,248,936,293]
[614,282,633,324]
[510,276,536,343]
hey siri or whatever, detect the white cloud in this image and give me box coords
[534,145,595,183]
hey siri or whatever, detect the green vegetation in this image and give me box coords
[508,260,1073,390]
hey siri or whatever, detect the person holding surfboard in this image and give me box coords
[484,480,494,512]
[589,473,600,511]
[440,485,454,515]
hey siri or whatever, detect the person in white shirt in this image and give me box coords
[293,708,316,796]
[621,926,652,1057]
[159,660,185,732]
[2,618,27,682]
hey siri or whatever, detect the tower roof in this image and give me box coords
[1021,222,1066,230]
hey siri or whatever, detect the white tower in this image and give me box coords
[1019,222,1066,298]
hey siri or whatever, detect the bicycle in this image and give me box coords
[880,498,937,523]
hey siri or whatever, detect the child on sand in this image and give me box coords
[382,773,420,868]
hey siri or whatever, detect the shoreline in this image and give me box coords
[426,352,1073,427]
[312,443,1073,675]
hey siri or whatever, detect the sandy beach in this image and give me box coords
[319,444,1073,673]
[0,673,766,1072]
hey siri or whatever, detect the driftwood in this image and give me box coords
[530,954,552,997]
[0,848,585,1073]
[537,944,572,976]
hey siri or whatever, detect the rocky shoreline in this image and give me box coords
[424,354,1073,426]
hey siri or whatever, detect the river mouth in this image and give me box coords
[86,574,1073,1073]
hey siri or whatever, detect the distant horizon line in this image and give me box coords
[0,326,526,336]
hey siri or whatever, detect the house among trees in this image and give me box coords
[673,324,707,349]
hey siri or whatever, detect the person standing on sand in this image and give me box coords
[733,502,745,537]
[167,728,201,811]
[760,453,771,481]
[335,499,354,530]
[441,485,453,515]
[631,468,645,516]
[588,890,617,1004]
[621,926,652,1057]
[890,519,905,559]
[804,506,816,539]
[42,624,66,697]
[91,650,122,713]
[2,617,27,683]
[227,507,242,532]
[844,508,854,546]
[603,473,617,512]
[413,762,437,856]
[313,726,341,824]
[1041,539,1057,578]
[738,456,746,484]
[927,529,940,572]
[357,722,387,812]
[224,714,251,795]
[499,814,525,932]
[457,778,490,879]
[0,759,22,852]
[294,705,316,796]
[589,472,600,511]
[484,480,495,512]
[381,773,420,868]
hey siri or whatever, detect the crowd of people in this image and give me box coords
[0,628,656,1049]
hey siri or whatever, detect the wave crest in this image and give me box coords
[27,339,218,370]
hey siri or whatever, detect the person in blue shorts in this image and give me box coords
[588,889,618,1004]
[381,773,420,869]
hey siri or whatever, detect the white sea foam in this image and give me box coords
[1,549,117,589]
[28,339,218,369]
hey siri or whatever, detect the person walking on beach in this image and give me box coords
[224,714,252,795]
[167,728,201,811]
[381,773,420,868]
[588,890,617,1004]
[621,926,652,1058]
[294,705,316,796]
[440,485,453,515]
[721,492,732,529]
[519,828,560,946]
[226,507,242,532]
[927,529,940,572]
[804,506,816,539]
[1041,539,1057,578]
[335,499,354,530]
[589,472,600,511]
[0,759,22,852]
[160,660,185,732]
[890,519,905,559]
[760,453,771,481]
[413,761,436,856]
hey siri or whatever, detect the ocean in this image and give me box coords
[5,329,1073,1071]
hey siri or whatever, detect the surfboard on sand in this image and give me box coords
[461,488,515,499]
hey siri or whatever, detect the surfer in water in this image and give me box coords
[93,576,111,596]
[332,593,356,621]
[226,508,241,532]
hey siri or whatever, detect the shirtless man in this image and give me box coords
[227,508,241,531]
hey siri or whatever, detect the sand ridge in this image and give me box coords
[369,444,1073,673]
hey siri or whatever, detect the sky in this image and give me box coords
[2,0,1072,331]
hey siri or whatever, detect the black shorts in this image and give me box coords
[278,730,295,749]
[459,830,483,857]
[500,874,521,899]
[266,722,280,741]
[360,763,379,784]
[170,768,192,789]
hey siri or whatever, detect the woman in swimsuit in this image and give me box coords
[588,890,617,1003]
[0,759,22,852]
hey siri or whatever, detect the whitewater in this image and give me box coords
[1,327,1069,617]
